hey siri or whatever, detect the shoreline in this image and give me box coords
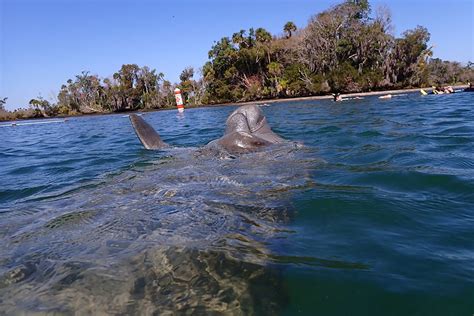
[1,85,468,123]
[222,84,468,107]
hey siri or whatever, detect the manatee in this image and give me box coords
[130,104,285,153]
[0,105,319,315]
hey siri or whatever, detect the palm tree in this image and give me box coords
[0,97,7,111]
[283,21,297,38]
[232,30,246,48]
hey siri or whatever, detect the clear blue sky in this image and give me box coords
[1,0,473,110]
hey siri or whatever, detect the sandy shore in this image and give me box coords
[220,85,469,107]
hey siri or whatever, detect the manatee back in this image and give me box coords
[225,105,284,144]
[216,131,272,154]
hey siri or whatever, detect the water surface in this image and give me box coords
[1,93,473,314]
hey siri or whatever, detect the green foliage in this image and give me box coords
[178,66,205,106]
[389,26,432,86]
[328,62,360,92]
[203,27,277,102]
[199,0,464,103]
[346,0,371,20]
[281,64,310,96]
[427,59,474,85]
[29,96,57,117]
[255,28,272,43]
[0,107,39,121]
[55,65,172,114]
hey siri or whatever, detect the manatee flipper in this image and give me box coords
[129,114,169,150]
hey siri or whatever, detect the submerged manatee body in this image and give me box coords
[0,105,320,314]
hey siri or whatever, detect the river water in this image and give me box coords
[1,92,473,315]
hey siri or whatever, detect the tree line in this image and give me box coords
[201,0,472,103]
[1,0,472,120]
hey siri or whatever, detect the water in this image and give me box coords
[1,93,473,315]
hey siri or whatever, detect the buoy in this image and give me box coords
[174,88,185,113]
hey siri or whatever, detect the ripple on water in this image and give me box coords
[349,170,474,196]
[357,130,384,137]
[1,93,474,314]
